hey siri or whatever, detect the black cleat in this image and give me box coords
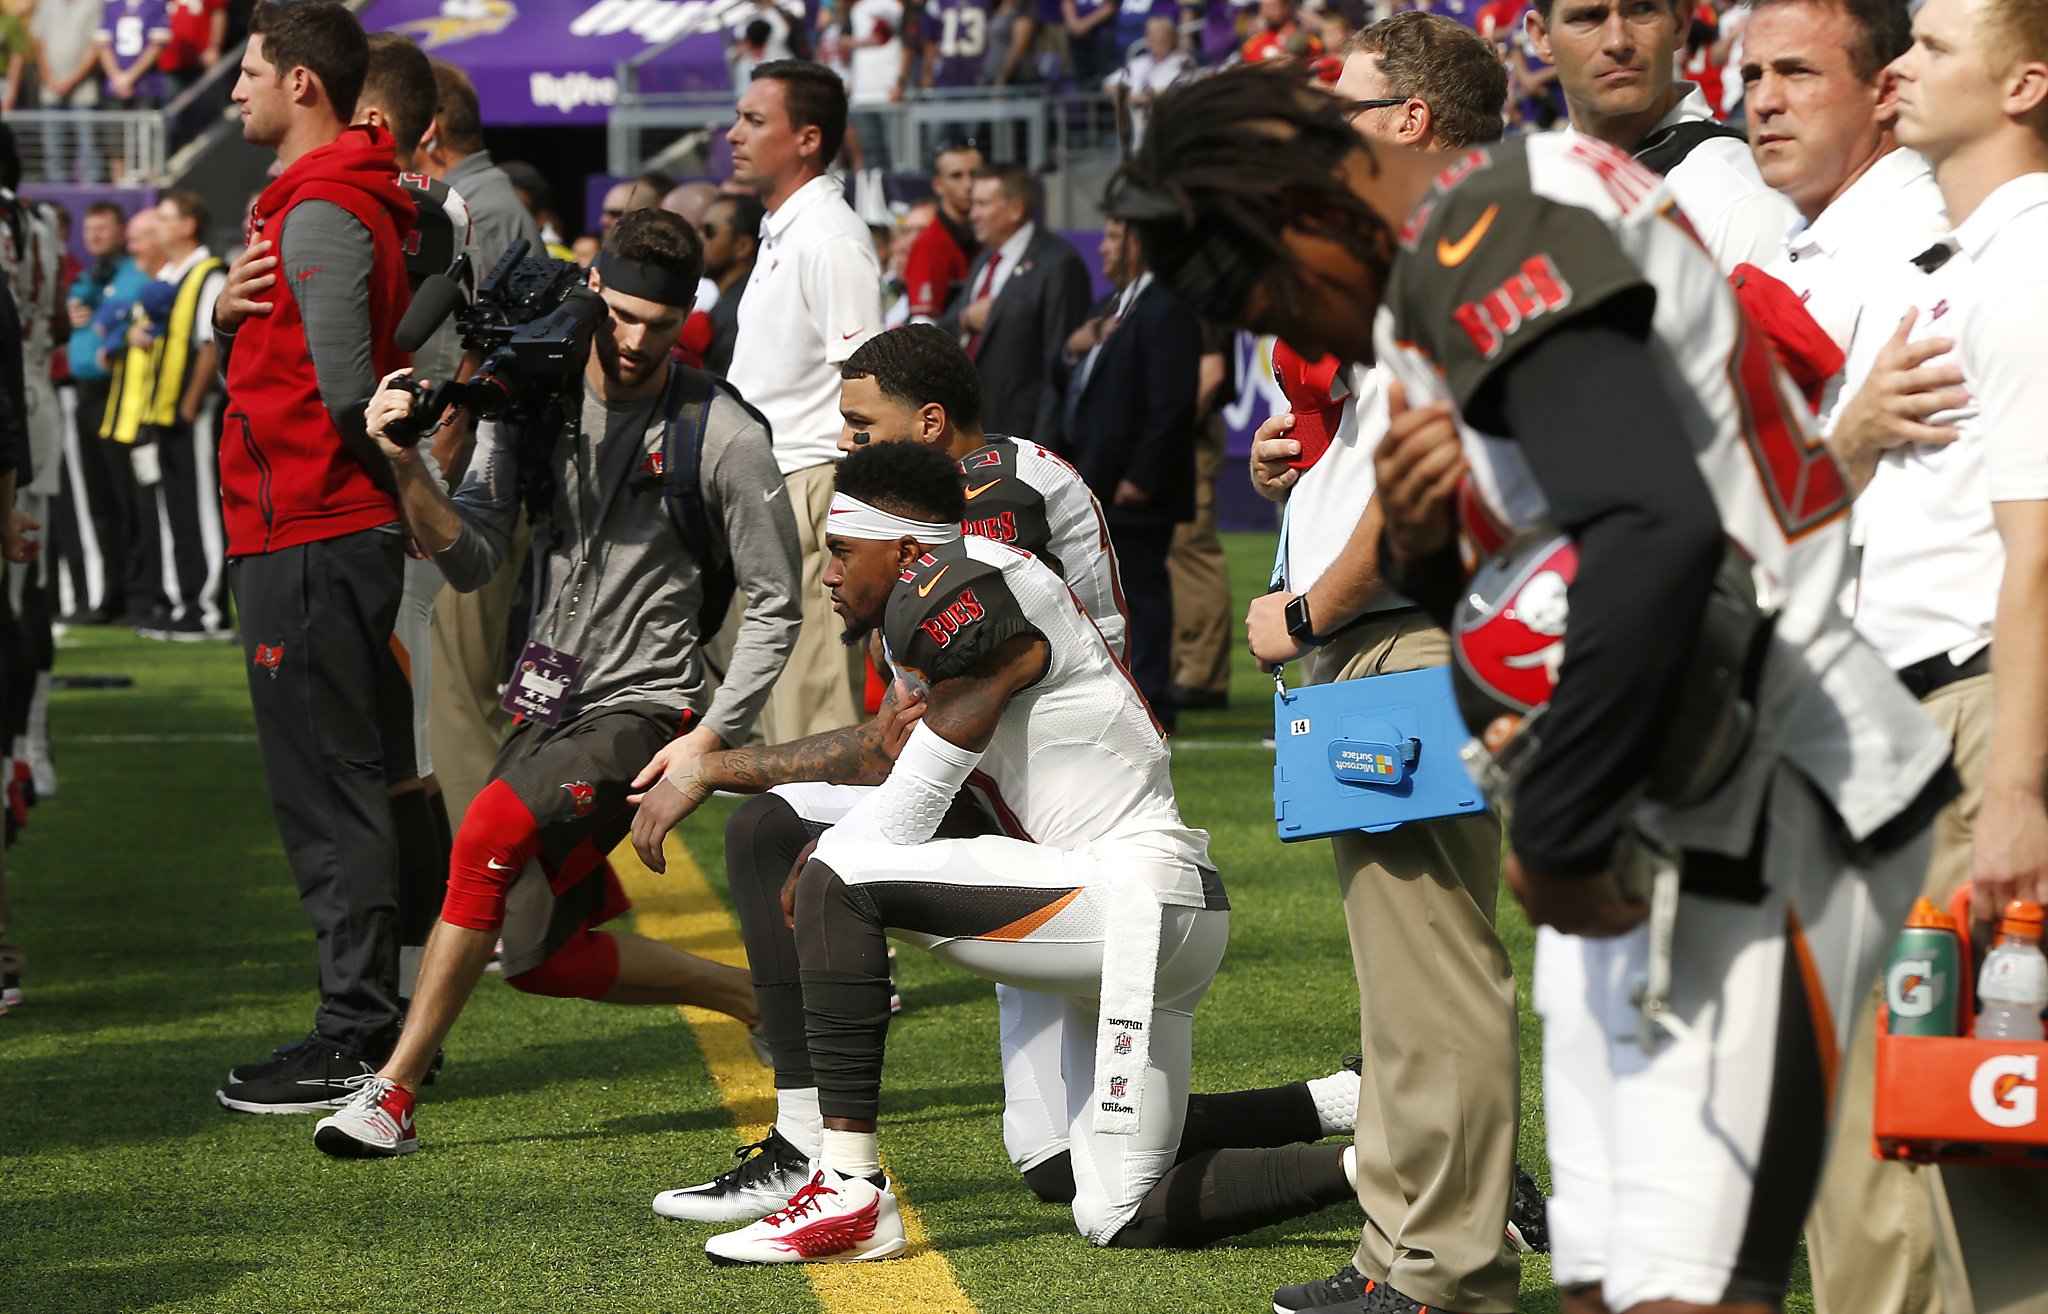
[652,1129,816,1223]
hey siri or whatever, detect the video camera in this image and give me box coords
[381,238,604,448]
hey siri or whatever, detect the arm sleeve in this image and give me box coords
[822,721,985,849]
[1119,290,1201,497]
[698,395,804,745]
[433,418,523,591]
[808,234,884,365]
[281,200,392,493]
[1974,280,2048,503]
[1486,315,1726,875]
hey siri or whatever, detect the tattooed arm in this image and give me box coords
[916,634,1051,754]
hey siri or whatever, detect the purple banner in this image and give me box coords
[362,0,740,126]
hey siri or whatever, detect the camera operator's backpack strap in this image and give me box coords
[658,365,741,639]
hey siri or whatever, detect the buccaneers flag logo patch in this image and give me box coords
[254,643,285,673]
[561,781,597,818]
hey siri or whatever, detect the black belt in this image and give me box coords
[1896,647,1990,701]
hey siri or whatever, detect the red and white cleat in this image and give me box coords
[704,1167,907,1265]
[312,1076,420,1158]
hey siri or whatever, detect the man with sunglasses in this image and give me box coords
[697,193,763,377]
[1242,17,1541,1314]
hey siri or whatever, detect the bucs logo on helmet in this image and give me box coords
[562,782,596,818]
[1452,533,1577,739]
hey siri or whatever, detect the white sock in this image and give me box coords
[775,1086,823,1159]
[1341,1144,1358,1190]
[820,1127,882,1181]
[1305,1065,1362,1138]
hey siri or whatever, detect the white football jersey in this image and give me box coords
[1373,133,1947,853]
[883,533,1212,903]
[1,195,65,494]
[958,435,1129,659]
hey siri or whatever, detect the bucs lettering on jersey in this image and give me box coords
[882,536,1211,899]
[1374,134,1946,852]
[957,435,1128,659]
[911,0,996,87]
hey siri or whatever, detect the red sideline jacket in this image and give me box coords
[221,125,416,556]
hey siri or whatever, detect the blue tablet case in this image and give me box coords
[1271,664,1489,840]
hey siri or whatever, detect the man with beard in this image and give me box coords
[311,208,805,1157]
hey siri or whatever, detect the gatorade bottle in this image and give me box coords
[1885,897,1962,1037]
[1974,899,2048,1041]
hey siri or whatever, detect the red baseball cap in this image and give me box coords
[1270,339,1351,470]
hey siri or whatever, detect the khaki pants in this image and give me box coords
[757,462,862,746]
[427,516,530,825]
[1808,672,2048,1314]
[1168,417,1231,699]
[1308,612,1521,1314]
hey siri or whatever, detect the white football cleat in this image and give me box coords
[704,1167,906,1265]
[654,1129,815,1223]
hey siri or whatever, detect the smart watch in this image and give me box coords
[1285,594,1327,648]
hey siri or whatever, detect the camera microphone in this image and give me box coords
[395,273,464,354]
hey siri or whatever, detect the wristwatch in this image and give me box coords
[1284,594,1327,648]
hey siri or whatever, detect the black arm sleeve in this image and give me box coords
[1487,317,1725,876]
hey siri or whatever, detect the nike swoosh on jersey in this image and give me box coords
[1437,204,1500,267]
[764,486,783,503]
[963,480,1001,499]
[916,566,951,598]
[486,858,514,871]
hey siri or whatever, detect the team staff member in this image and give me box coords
[1118,64,1948,1314]
[314,209,805,1158]
[1242,18,1529,1314]
[210,1,422,1115]
[133,190,228,641]
[1725,3,1959,1307]
[698,193,762,377]
[901,141,981,322]
[1524,0,1798,270]
[1817,1,2048,1309]
[726,59,886,745]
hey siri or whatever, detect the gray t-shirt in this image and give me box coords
[435,368,803,744]
[444,151,546,288]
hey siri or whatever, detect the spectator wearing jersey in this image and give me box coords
[727,60,886,744]
[1236,19,1525,1314]
[1806,0,2048,1308]
[1053,217,1199,732]
[95,0,170,109]
[1524,0,1797,268]
[902,140,980,321]
[161,0,226,143]
[1106,14,1192,149]
[984,0,1041,86]
[729,0,806,87]
[1062,0,1121,85]
[844,0,907,170]
[698,192,763,376]
[939,162,1090,443]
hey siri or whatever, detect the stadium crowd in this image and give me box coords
[3,0,2047,1310]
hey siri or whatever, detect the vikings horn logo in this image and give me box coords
[562,782,597,818]
[388,0,517,51]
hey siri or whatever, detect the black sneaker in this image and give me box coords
[216,1040,379,1114]
[1274,1263,1375,1314]
[1362,1282,1466,1314]
[651,1129,815,1223]
[1506,1164,1550,1255]
[225,1033,321,1086]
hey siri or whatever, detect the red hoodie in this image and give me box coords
[221,125,416,556]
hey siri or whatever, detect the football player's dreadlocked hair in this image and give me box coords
[1108,63,1397,326]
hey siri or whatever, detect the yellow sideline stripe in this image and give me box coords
[609,834,979,1314]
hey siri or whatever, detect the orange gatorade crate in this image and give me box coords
[1872,886,2048,1167]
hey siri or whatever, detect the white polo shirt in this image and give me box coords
[1765,147,1948,360]
[1850,173,2048,671]
[1570,82,1798,272]
[728,174,886,475]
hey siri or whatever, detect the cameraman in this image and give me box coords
[313,210,804,1156]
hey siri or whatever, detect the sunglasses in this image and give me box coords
[701,222,722,239]
[1345,97,1411,118]
[603,208,627,219]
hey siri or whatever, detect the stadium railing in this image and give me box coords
[12,110,169,188]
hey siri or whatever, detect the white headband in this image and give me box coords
[826,493,962,544]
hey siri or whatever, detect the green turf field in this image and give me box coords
[1,532,1812,1314]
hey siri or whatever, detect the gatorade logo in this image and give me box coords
[1968,1055,2039,1129]
[1886,956,1941,1018]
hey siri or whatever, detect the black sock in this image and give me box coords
[1108,1144,1353,1249]
[1179,1083,1322,1160]
[1021,1152,1077,1204]
[725,796,818,1083]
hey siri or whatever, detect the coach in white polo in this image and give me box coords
[726,59,885,743]
[1811,1,2048,1311]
